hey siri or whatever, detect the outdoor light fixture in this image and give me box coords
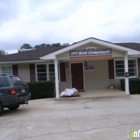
[84,61,88,67]
[65,62,69,68]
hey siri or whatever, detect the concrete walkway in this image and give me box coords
[0,94,140,140]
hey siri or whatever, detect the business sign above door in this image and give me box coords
[69,49,112,60]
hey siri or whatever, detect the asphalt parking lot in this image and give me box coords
[0,95,140,140]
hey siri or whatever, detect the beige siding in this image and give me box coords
[58,60,121,92]
[85,60,110,90]
[18,64,30,82]
[59,62,70,92]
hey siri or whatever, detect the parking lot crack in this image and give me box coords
[48,102,55,119]
[66,118,72,132]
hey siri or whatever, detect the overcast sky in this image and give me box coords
[0,0,140,54]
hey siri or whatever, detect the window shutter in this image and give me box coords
[60,62,66,82]
[108,60,114,79]
[138,58,140,77]
[29,64,36,82]
[12,65,18,76]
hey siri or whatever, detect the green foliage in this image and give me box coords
[27,81,55,99]
[34,43,46,48]
[0,50,8,56]
[120,78,140,94]
[63,43,70,47]
[20,43,70,49]
[52,43,62,47]
[20,44,32,49]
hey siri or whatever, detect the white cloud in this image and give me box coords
[0,0,140,54]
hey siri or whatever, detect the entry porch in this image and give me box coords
[58,89,127,100]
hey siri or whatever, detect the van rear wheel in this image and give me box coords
[0,103,4,115]
[8,105,20,110]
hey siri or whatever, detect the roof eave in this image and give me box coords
[0,60,45,64]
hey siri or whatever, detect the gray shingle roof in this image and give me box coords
[0,38,140,62]
[0,46,65,62]
[115,43,140,51]
[73,37,140,51]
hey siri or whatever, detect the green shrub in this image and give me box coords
[120,78,140,94]
[27,81,55,99]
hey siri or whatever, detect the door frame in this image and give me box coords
[70,62,85,90]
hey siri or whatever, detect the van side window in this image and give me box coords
[0,77,9,87]
[11,76,26,86]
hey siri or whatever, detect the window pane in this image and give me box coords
[115,60,137,77]
[49,64,55,80]
[49,76,55,80]
[49,64,54,72]
[129,73,136,76]
[128,60,136,76]
[129,63,136,67]
[116,69,124,73]
[128,60,136,68]
[116,73,124,77]
[37,65,46,68]
[128,60,135,63]
[38,73,47,77]
[37,69,46,72]
[129,68,136,73]
[115,60,124,77]
[116,65,124,68]
[38,77,47,81]
[37,64,47,81]
[11,76,26,86]
[115,61,124,65]
[2,66,12,75]
[129,68,137,76]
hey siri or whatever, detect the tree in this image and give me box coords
[62,43,70,47]
[46,44,51,47]
[0,50,8,57]
[20,44,32,49]
[34,43,47,48]
[51,43,62,47]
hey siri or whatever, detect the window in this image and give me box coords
[11,76,26,86]
[2,66,12,75]
[115,60,137,78]
[49,64,55,80]
[37,64,47,81]
[36,64,55,81]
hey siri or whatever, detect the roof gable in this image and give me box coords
[41,37,140,60]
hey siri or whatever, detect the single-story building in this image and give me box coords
[0,37,140,98]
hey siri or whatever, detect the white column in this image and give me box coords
[54,58,60,98]
[124,52,129,94]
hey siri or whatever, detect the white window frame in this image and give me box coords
[0,65,13,76]
[35,63,57,82]
[48,63,55,81]
[114,58,138,79]
[35,63,48,81]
